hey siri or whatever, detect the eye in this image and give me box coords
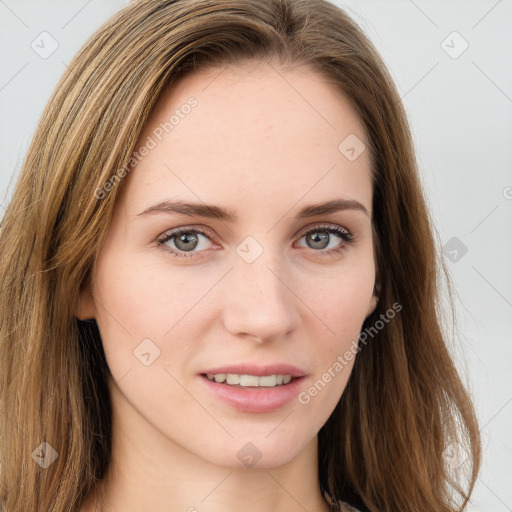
[155,223,355,259]
[294,223,355,257]
[156,226,216,258]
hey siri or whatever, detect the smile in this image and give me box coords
[205,373,293,387]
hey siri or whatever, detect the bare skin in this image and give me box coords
[78,58,377,512]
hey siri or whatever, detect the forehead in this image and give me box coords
[116,59,372,217]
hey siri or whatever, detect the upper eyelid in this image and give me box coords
[157,222,353,245]
[156,224,215,242]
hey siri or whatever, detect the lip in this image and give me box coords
[199,374,306,413]
[199,364,308,414]
[201,364,306,378]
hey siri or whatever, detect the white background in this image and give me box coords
[1,1,511,510]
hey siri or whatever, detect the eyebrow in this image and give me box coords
[137,198,369,220]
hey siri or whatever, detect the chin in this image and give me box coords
[192,431,310,470]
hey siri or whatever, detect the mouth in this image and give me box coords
[203,373,298,388]
[198,366,307,413]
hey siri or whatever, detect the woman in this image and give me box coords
[0,1,481,511]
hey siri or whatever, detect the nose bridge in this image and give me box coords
[222,237,299,340]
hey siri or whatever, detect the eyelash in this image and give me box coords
[155,223,355,259]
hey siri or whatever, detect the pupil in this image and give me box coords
[176,232,198,251]
[309,231,329,249]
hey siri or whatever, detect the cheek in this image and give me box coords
[91,251,215,377]
[93,251,201,335]
[301,263,375,332]
[296,261,375,382]
[292,271,372,419]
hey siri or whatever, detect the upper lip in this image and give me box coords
[201,364,307,378]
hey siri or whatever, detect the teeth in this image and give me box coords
[240,374,260,386]
[205,373,294,387]
[226,374,240,385]
[258,375,276,386]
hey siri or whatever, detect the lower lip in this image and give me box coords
[199,375,306,413]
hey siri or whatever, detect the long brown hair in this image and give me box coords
[0,1,481,511]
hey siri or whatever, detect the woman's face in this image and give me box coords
[79,59,377,469]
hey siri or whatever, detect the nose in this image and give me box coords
[221,250,300,343]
